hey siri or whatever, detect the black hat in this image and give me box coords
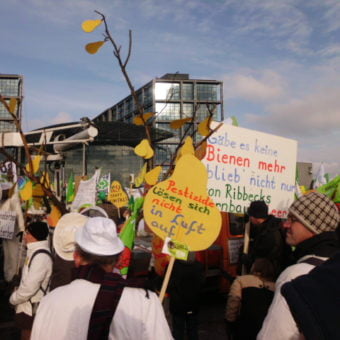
[247,200,268,218]
[26,222,49,241]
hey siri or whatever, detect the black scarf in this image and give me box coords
[293,231,339,262]
[73,264,149,340]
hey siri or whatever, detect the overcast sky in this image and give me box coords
[1,0,339,177]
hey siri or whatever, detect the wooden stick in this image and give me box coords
[242,221,250,275]
[159,255,175,303]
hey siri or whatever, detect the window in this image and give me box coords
[155,82,180,100]
[182,83,193,100]
[156,103,180,121]
[196,83,220,101]
[0,78,20,97]
[182,103,193,118]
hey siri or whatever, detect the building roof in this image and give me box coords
[26,120,173,151]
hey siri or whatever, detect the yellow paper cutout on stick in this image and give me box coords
[82,19,103,33]
[134,139,154,159]
[20,180,33,201]
[9,98,17,115]
[85,41,105,54]
[134,163,147,187]
[25,156,42,174]
[144,153,222,251]
[108,181,129,208]
[47,205,62,228]
[170,117,192,129]
[145,166,162,185]
[175,137,195,163]
[198,117,211,136]
[133,112,155,126]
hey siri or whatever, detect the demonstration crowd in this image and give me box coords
[2,191,340,340]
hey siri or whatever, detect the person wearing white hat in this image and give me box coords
[31,217,173,340]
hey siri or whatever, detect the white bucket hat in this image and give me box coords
[53,212,88,261]
[75,217,124,256]
[80,206,108,218]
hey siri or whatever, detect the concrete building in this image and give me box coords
[93,73,224,166]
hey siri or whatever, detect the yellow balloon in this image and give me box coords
[20,181,33,201]
[145,166,162,185]
[85,41,105,54]
[81,19,103,33]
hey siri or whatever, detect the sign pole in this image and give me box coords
[159,255,176,303]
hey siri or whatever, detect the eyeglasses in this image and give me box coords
[285,215,299,224]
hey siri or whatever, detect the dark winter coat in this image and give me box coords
[282,251,340,340]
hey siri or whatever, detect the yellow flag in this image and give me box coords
[81,19,102,33]
[85,41,105,54]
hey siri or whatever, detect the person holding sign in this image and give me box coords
[258,192,339,340]
[9,221,52,340]
[31,217,173,340]
[243,200,290,277]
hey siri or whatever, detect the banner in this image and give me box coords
[202,122,297,218]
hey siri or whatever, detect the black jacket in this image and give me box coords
[282,251,340,340]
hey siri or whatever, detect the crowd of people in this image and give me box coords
[3,191,340,339]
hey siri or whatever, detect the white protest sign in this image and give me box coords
[0,211,17,239]
[71,169,101,211]
[202,122,297,218]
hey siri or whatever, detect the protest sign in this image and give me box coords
[0,211,16,239]
[144,153,222,251]
[108,181,129,208]
[71,169,100,211]
[202,122,297,218]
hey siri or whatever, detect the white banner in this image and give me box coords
[202,122,297,218]
[0,211,17,239]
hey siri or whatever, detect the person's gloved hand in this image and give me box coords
[10,274,21,288]
[240,253,251,265]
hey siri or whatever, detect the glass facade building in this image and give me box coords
[94,74,224,166]
[0,74,23,132]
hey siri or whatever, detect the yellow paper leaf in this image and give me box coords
[85,41,105,54]
[40,171,51,188]
[198,117,211,136]
[134,139,153,159]
[180,137,195,156]
[20,181,33,201]
[195,141,207,160]
[25,156,42,174]
[133,112,155,126]
[33,183,44,196]
[134,163,147,187]
[145,166,162,185]
[170,117,192,129]
[144,145,154,159]
[9,98,17,114]
[81,19,103,33]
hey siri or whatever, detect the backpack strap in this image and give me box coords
[28,249,53,295]
[301,257,325,267]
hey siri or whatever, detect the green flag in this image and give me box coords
[66,171,75,203]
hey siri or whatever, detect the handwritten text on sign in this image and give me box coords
[0,211,16,240]
[202,122,297,218]
[144,154,221,251]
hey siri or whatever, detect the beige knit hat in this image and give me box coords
[289,192,339,234]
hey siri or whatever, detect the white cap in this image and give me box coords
[75,217,124,256]
[53,212,88,261]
